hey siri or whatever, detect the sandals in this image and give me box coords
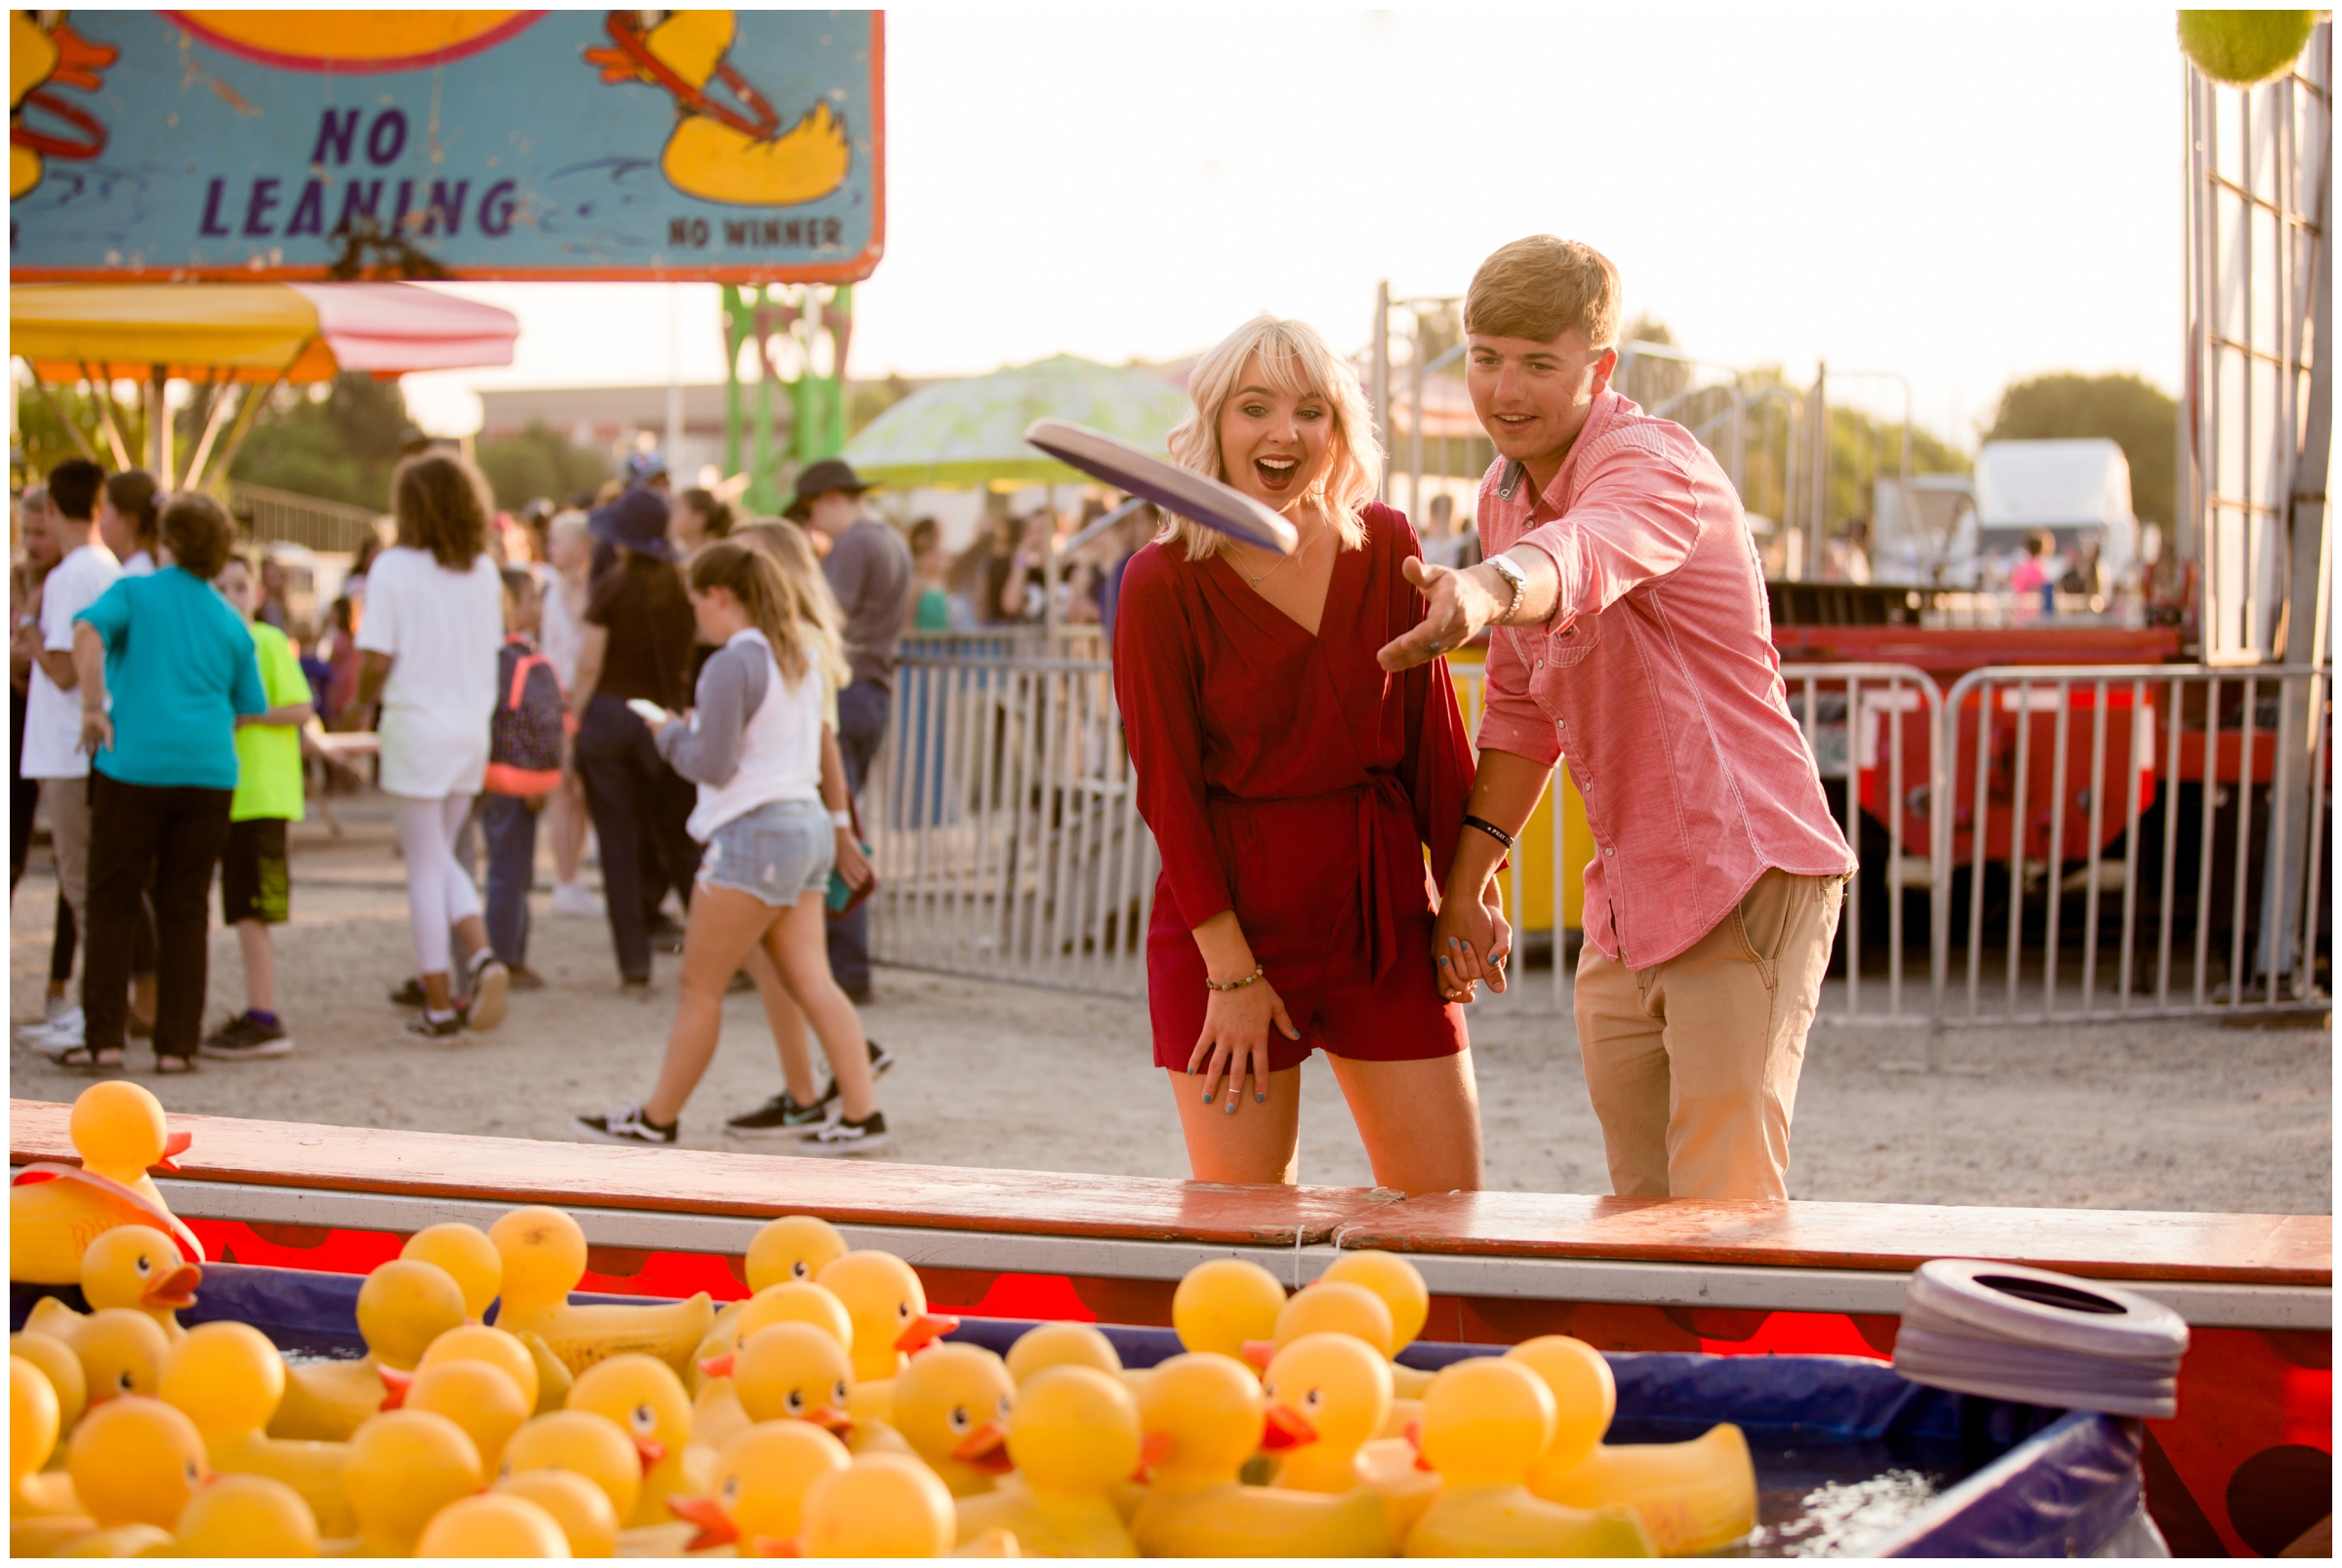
[154,1054,198,1075]
[51,1046,125,1073]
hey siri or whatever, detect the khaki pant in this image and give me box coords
[37,776,91,927]
[1574,869,1844,1200]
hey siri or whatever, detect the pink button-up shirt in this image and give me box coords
[1476,388,1854,967]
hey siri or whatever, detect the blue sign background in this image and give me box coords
[9,10,883,282]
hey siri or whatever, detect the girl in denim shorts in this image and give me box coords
[574,541,886,1152]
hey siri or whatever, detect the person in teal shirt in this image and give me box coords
[70,494,263,1072]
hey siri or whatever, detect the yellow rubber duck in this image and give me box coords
[800,1451,956,1557]
[1509,1336,1756,1555]
[416,1491,570,1557]
[400,1357,532,1475]
[892,1343,1015,1498]
[269,1257,466,1441]
[13,1330,87,1435]
[498,1467,621,1557]
[172,1472,320,1557]
[1172,1258,1287,1360]
[583,11,851,208]
[519,1329,578,1415]
[1262,1332,1393,1491]
[725,1321,909,1459]
[1402,1357,1654,1558]
[156,1320,353,1538]
[1320,1250,1435,1397]
[817,1251,958,1426]
[503,1410,642,1526]
[1131,1350,1391,1557]
[49,1520,173,1555]
[11,1083,199,1285]
[62,1307,170,1409]
[8,12,117,199]
[12,1351,85,1535]
[342,1409,482,1556]
[401,1224,505,1324]
[490,1206,713,1381]
[1260,1279,1423,1439]
[24,1225,203,1348]
[691,1281,853,1446]
[1005,1321,1121,1386]
[703,1217,853,1377]
[666,1419,849,1556]
[565,1352,699,1528]
[954,1364,1138,1557]
[414,1322,542,1412]
[68,1395,209,1532]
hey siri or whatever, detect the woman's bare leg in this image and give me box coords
[1166,1065,1304,1185]
[1323,1052,1483,1194]
[550,777,587,884]
[744,945,819,1104]
[763,893,875,1120]
[643,885,780,1125]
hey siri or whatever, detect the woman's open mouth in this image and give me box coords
[1253,456,1300,493]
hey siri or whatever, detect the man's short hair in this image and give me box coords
[46,458,104,522]
[160,493,237,581]
[1464,236,1622,349]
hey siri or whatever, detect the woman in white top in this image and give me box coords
[354,454,512,1039]
[574,540,882,1152]
[536,509,599,915]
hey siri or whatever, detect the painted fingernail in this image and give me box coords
[1255,1092,1266,1104]
[1226,1098,1237,1114]
[1201,1091,1212,1104]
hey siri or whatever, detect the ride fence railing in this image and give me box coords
[863,646,2331,1033]
[228,482,387,556]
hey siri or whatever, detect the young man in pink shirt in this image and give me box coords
[1381,236,1856,1201]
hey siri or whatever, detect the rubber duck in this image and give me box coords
[726,1322,909,1458]
[499,1467,621,1557]
[503,1410,642,1526]
[1262,1332,1393,1492]
[1131,1351,1391,1557]
[400,1357,532,1474]
[401,1224,505,1323]
[1402,1357,1654,1558]
[582,11,851,207]
[491,1206,713,1381]
[800,1451,956,1557]
[50,1520,174,1555]
[64,1307,170,1408]
[666,1420,849,1556]
[520,1330,578,1415]
[1172,1259,1287,1360]
[157,1320,353,1538]
[10,1083,199,1287]
[342,1409,482,1556]
[414,1322,542,1412]
[704,1217,853,1378]
[22,1224,203,1351]
[954,1365,1138,1557]
[691,1281,853,1447]
[1005,1321,1121,1386]
[817,1251,958,1390]
[565,1352,698,1528]
[1509,1336,1756,1555]
[416,1491,569,1557]
[892,1343,1015,1498]
[1320,1250,1434,1397]
[13,1330,87,1435]
[67,1395,208,1531]
[172,1472,319,1557]
[1256,1280,1413,1439]
[270,1258,466,1441]
[12,1353,71,1520]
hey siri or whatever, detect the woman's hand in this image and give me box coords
[834,827,873,891]
[1433,879,1512,1000]
[1186,973,1299,1113]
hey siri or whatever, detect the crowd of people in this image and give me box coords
[9,444,918,1156]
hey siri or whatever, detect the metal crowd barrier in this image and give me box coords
[865,649,2329,1033]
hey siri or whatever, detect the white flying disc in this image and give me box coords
[1025,419,1298,554]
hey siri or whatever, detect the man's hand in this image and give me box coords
[1379,558,1507,672]
[1433,879,1513,1000]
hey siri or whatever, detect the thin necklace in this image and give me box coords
[1237,512,1325,587]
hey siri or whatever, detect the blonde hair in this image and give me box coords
[1162,314,1381,562]
[728,519,850,691]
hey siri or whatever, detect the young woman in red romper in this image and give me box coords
[1113,314,1491,1192]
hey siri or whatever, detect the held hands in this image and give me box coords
[1187,971,1300,1114]
[1433,878,1514,1002]
[1377,558,1505,673]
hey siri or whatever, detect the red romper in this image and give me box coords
[1113,503,1476,1073]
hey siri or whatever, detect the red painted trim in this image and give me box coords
[157,11,547,75]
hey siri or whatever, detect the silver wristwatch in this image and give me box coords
[1484,553,1527,624]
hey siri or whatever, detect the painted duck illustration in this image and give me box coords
[586,10,849,207]
[11,12,118,199]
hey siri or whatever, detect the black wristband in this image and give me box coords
[1463,814,1514,851]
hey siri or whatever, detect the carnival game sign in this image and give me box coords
[8,10,884,282]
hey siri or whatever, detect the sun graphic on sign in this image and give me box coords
[583,10,849,208]
[159,11,545,73]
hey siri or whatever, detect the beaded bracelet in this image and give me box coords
[1204,964,1266,993]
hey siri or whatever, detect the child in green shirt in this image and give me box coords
[203,553,313,1060]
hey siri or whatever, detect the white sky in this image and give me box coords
[401,6,2185,450]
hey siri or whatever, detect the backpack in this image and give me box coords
[485,640,566,797]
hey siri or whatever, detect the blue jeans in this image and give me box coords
[482,793,539,969]
[826,678,890,991]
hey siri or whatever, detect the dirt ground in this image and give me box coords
[10,795,2330,1214]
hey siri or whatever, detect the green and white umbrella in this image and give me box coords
[842,353,1189,487]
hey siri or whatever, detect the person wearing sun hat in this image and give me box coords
[567,485,703,987]
[787,458,910,1004]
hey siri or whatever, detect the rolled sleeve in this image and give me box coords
[1510,443,1704,629]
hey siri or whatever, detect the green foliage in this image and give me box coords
[226,373,413,510]
[1986,372,2177,525]
[13,378,149,482]
[848,374,913,439]
[2177,11,2316,85]
[475,422,612,510]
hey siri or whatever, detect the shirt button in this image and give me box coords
[1557,718,1566,730]
[1603,846,1614,857]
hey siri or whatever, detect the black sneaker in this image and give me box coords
[725,1092,833,1138]
[402,1009,465,1041]
[813,1038,897,1108]
[199,1013,294,1062]
[798,1110,888,1156]
[388,977,428,1008]
[573,1104,678,1146]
